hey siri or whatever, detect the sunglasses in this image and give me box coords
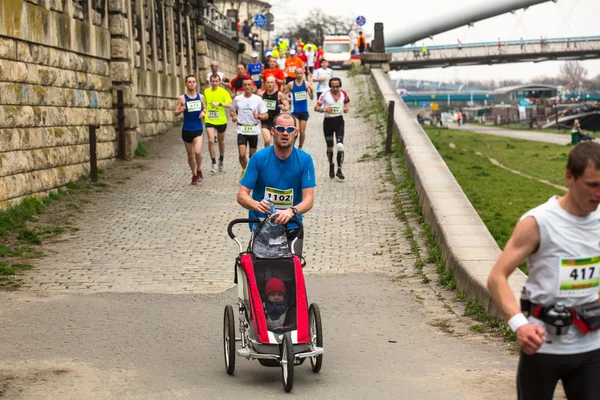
[330,85,340,89]
[273,126,296,133]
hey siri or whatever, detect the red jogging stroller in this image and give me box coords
[224,217,324,392]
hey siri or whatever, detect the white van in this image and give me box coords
[322,35,352,69]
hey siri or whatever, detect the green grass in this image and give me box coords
[464,298,516,341]
[424,127,565,251]
[0,198,47,237]
[135,142,148,157]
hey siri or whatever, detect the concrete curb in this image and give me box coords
[370,69,527,318]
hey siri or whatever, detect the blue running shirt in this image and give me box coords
[240,146,316,226]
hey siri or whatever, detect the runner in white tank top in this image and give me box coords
[488,141,600,400]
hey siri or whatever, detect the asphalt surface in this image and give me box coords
[0,72,523,399]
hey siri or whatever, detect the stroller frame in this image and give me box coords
[224,218,324,392]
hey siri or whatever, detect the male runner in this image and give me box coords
[263,57,286,91]
[287,66,314,150]
[237,112,316,256]
[305,45,316,75]
[206,61,229,86]
[203,73,232,173]
[174,75,206,184]
[230,64,252,97]
[261,76,289,147]
[314,77,349,180]
[230,78,268,178]
[488,141,600,400]
[313,58,333,100]
[284,49,304,84]
[247,52,264,91]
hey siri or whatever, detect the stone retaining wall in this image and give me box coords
[0,0,245,208]
[370,69,527,318]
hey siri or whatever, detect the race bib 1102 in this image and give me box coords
[264,187,294,209]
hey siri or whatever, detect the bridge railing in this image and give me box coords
[203,3,236,39]
[389,36,600,63]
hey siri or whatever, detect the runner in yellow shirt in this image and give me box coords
[204,74,233,173]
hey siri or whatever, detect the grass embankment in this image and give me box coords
[424,126,570,251]
[0,176,111,287]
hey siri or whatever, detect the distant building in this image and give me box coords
[492,84,558,106]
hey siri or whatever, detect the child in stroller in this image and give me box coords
[264,277,288,331]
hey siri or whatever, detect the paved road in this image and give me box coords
[0,72,522,398]
[455,123,571,145]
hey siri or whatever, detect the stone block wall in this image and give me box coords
[0,0,114,208]
[0,0,245,208]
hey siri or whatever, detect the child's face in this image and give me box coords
[267,291,285,304]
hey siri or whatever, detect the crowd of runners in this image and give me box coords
[175,40,348,185]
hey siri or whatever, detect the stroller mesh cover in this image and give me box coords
[239,253,310,344]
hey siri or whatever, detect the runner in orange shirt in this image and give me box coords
[284,49,304,84]
[263,57,286,91]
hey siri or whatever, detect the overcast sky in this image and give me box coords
[268,0,600,82]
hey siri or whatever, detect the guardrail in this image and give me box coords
[203,4,236,39]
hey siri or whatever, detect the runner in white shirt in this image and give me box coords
[488,141,600,400]
[313,59,334,100]
[230,78,268,178]
[305,47,316,74]
[314,77,350,180]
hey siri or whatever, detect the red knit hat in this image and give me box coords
[265,278,286,296]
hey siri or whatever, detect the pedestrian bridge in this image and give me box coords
[387,36,600,70]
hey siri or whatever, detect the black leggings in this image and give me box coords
[323,117,344,148]
[517,348,600,400]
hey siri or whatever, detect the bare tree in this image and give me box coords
[278,9,354,45]
[559,61,588,87]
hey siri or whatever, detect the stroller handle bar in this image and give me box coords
[227,217,304,253]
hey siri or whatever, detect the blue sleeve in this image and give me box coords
[240,153,260,188]
[301,154,316,189]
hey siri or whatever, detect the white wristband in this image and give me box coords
[508,313,529,333]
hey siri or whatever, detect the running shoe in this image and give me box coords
[218,159,224,172]
[336,168,345,180]
[197,170,204,183]
[191,174,198,185]
[211,162,217,173]
[329,163,335,179]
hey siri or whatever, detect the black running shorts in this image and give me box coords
[182,129,203,143]
[237,134,259,149]
[205,123,227,133]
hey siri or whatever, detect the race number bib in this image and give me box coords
[186,100,202,112]
[264,187,294,209]
[251,74,260,81]
[208,110,220,120]
[288,66,296,74]
[294,91,307,101]
[264,99,276,110]
[557,256,600,297]
[330,105,342,115]
[241,124,256,135]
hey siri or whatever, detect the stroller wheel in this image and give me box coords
[281,332,295,392]
[223,305,236,375]
[309,303,323,373]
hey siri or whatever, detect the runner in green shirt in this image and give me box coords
[204,74,233,173]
